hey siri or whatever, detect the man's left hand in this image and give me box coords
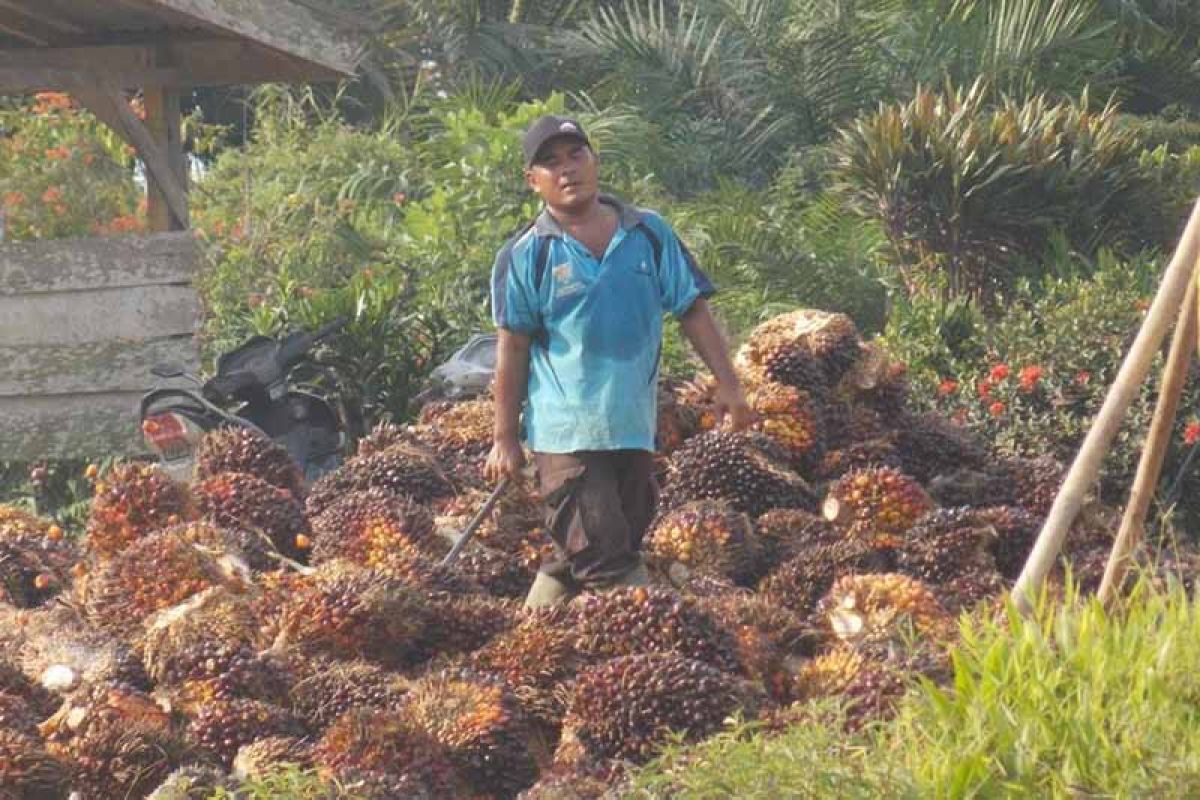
[713,383,756,432]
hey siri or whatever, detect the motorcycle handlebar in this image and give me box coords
[312,316,349,343]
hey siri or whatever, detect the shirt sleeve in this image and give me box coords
[649,214,717,318]
[490,238,541,335]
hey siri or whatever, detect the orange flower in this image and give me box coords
[1075,370,1091,385]
[2,191,25,208]
[989,364,1010,382]
[33,92,72,113]
[937,378,958,397]
[988,401,1005,417]
[1019,365,1044,392]
[44,146,70,161]
[1185,421,1200,446]
[51,203,67,217]
[41,186,63,204]
[978,379,993,400]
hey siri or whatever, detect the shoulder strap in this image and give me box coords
[533,235,552,293]
[633,210,664,274]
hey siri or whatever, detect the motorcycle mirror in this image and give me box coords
[151,362,187,379]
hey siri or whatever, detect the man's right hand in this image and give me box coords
[485,436,526,483]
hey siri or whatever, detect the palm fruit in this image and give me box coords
[656,381,701,455]
[467,606,582,731]
[762,345,829,396]
[164,518,278,573]
[436,486,549,573]
[967,505,1039,579]
[452,542,534,599]
[334,768,441,800]
[140,587,258,672]
[414,594,521,660]
[147,765,238,799]
[644,500,756,584]
[17,606,150,695]
[0,730,70,800]
[1004,455,1066,518]
[786,646,911,730]
[926,466,1017,509]
[194,471,309,561]
[194,427,304,498]
[892,412,989,483]
[856,357,910,420]
[822,466,933,549]
[187,698,304,766]
[151,640,288,711]
[85,462,192,558]
[0,660,56,720]
[738,309,862,386]
[558,653,740,765]
[757,538,887,617]
[752,508,836,578]
[270,561,429,668]
[895,507,1006,613]
[288,657,410,731]
[817,573,955,647]
[371,538,481,594]
[310,487,438,567]
[0,507,76,609]
[662,431,816,517]
[357,419,410,458]
[404,667,538,798]
[570,587,740,673]
[696,592,817,700]
[81,529,245,634]
[305,443,453,518]
[816,436,904,481]
[418,397,494,475]
[311,708,458,795]
[232,735,313,781]
[745,381,825,470]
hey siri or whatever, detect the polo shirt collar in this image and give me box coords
[533,194,640,238]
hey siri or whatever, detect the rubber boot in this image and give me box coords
[523,571,574,609]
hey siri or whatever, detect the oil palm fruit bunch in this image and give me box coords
[926,466,1017,509]
[752,508,836,579]
[644,500,757,584]
[663,431,816,517]
[823,466,933,549]
[186,698,304,766]
[270,561,429,668]
[892,412,990,483]
[757,538,887,617]
[305,443,453,517]
[971,505,1040,578]
[195,427,304,497]
[151,639,288,710]
[288,656,411,731]
[232,735,313,781]
[1003,455,1066,518]
[309,487,438,568]
[570,587,740,674]
[697,592,816,700]
[816,436,904,481]
[762,345,829,397]
[311,708,459,796]
[139,587,260,679]
[896,507,1005,613]
[0,660,56,731]
[745,382,826,470]
[0,729,70,799]
[81,530,244,632]
[164,518,277,573]
[656,381,700,455]
[85,462,192,558]
[415,594,521,660]
[404,667,538,798]
[370,537,481,594]
[0,507,76,609]
[467,606,581,731]
[558,653,740,765]
[738,309,862,386]
[786,646,911,730]
[451,542,533,600]
[520,769,619,800]
[356,420,410,458]
[417,397,494,470]
[194,471,309,562]
[817,573,955,647]
[16,606,150,695]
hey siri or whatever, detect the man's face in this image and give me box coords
[525,137,599,212]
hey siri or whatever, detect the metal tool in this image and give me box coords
[440,476,511,566]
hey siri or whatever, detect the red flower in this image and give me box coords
[978,380,993,400]
[1019,365,1044,392]
[989,364,1010,382]
[41,186,62,204]
[44,146,70,161]
[1185,421,1200,446]
[937,378,958,397]
[988,401,1005,417]
[1075,370,1091,385]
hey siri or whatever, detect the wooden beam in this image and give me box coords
[0,1,84,35]
[67,78,189,229]
[144,0,363,77]
[0,231,200,296]
[144,85,187,232]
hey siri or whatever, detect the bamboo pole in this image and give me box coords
[1097,274,1199,607]
[1011,198,1200,614]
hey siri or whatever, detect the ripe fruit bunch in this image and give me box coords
[309,488,437,568]
[696,592,815,701]
[762,346,829,396]
[757,538,887,617]
[415,594,521,660]
[404,668,538,797]
[305,444,453,517]
[1003,455,1067,517]
[745,382,825,469]
[896,507,1005,613]
[311,708,460,796]
[194,471,309,560]
[786,646,912,730]
[0,506,75,608]
[644,500,757,583]
[738,309,862,386]
[187,698,303,766]
[752,508,835,577]
[664,430,816,516]
[232,735,313,781]
[194,427,304,498]
[823,466,933,548]
[570,587,741,674]
[558,653,740,764]
[418,397,494,453]
[817,573,955,647]
[816,436,903,481]
[893,412,989,483]
[971,505,1040,578]
[288,657,411,731]
[0,729,70,798]
[152,639,287,710]
[85,462,192,557]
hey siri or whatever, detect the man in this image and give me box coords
[485,114,753,608]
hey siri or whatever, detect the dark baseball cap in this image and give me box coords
[522,115,591,167]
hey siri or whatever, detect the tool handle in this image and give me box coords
[440,476,510,566]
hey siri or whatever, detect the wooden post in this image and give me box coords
[144,86,187,232]
[1097,274,1199,606]
[1011,197,1200,614]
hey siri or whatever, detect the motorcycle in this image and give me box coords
[139,317,350,485]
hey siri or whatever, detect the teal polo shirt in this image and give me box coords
[490,196,715,454]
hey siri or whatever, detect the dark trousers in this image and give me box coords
[534,449,658,589]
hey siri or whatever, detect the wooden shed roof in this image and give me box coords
[0,0,364,92]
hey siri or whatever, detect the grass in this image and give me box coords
[631,577,1200,799]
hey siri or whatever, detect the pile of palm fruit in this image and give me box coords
[0,308,1190,799]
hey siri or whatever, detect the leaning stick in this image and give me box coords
[1011,198,1200,614]
[1097,274,1199,606]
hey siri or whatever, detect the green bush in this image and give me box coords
[632,579,1200,798]
[836,81,1156,304]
